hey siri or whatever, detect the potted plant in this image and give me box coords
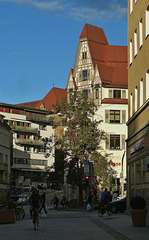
[130,196,147,227]
[0,199,16,224]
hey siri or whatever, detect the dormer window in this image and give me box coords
[82,70,87,81]
[113,90,121,99]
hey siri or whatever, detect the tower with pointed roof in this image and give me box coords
[67,23,128,189]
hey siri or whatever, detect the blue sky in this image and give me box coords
[0,0,127,104]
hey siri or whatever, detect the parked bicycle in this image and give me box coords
[0,201,25,221]
[47,199,68,211]
[98,201,112,217]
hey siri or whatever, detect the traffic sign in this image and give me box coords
[84,160,89,165]
[90,176,99,185]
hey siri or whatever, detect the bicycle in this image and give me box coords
[32,207,40,231]
[98,201,112,217]
[0,201,25,221]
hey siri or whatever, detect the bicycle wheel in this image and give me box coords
[47,203,54,210]
[15,208,25,221]
[107,207,113,216]
[98,208,104,217]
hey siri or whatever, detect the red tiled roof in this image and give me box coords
[17,87,67,111]
[17,100,42,108]
[78,23,128,88]
[80,23,108,45]
[102,99,128,104]
[41,87,67,111]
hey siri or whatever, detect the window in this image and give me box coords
[83,90,88,97]
[110,110,120,123]
[113,90,121,99]
[140,78,143,106]
[96,89,98,99]
[135,86,138,112]
[146,70,149,100]
[130,39,132,64]
[82,70,87,80]
[146,6,149,37]
[130,0,133,14]
[139,19,143,48]
[134,29,137,56]
[130,93,133,117]
[82,52,87,59]
[110,135,120,150]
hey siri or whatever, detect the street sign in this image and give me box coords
[90,176,99,185]
[84,160,89,165]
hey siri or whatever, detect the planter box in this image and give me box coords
[0,209,15,224]
[131,209,147,227]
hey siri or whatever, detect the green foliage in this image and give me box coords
[52,91,115,190]
[91,152,116,189]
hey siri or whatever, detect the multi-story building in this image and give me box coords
[0,114,13,199]
[0,102,54,187]
[67,24,128,190]
[127,0,149,205]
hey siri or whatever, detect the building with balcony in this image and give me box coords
[0,114,13,199]
[0,103,54,187]
[66,23,128,190]
[127,0,149,206]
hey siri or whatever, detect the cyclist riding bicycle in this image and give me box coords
[100,188,111,206]
[29,189,42,230]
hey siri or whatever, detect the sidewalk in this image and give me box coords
[94,212,149,240]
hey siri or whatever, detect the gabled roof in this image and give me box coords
[78,23,128,88]
[41,87,67,111]
[17,100,42,109]
[80,23,108,45]
[17,87,67,111]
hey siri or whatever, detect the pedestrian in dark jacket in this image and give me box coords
[40,192,48,213]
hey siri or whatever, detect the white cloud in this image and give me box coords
[0,0,127,22]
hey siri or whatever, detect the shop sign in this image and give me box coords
[130,140,144,155]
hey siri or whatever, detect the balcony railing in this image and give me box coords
[15,139,44,148]
[12,125,39,135]
[26,115,54,125]
[0,163,8,171]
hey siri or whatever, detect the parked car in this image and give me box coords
[17,194,29,205]
[109,197,126,213]
[23,184,34,192]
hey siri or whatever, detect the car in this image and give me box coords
[17,194,29,205]
[109,197,126,213]
[23,184,34,192]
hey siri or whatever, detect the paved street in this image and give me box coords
[0,208,115,240]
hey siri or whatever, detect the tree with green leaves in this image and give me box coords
[53,91,115,203]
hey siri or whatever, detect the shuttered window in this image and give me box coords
[109,90,112,98]
[122,110,126,123]
[122,90,126,99]
[105,110,109,123]
[105,134,110,149]
[110,110,120,123]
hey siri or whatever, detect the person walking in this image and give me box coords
[40,192,48,213]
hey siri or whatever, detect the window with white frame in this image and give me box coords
[146,70,149,100]
[130,0,133,14]
[135,86,138,112]
[82,70,87,80]
[139,19,143,48]
[140,78,143,106]
[146,6,149,37]
[130,39,132,64]
[130,93,133,117]
[134,29,137,56]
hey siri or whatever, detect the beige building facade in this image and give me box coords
[127,0,149,207]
